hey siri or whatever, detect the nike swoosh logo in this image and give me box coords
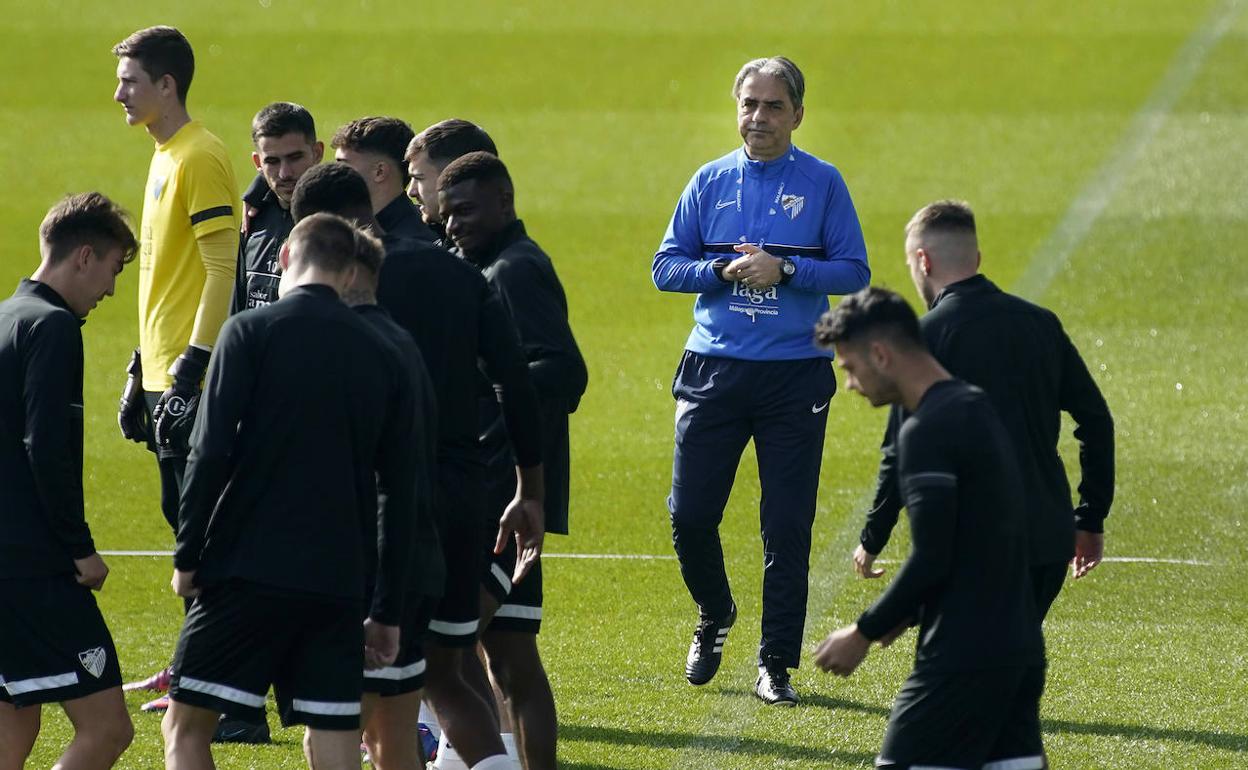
[811,401,829,414]
[715,199,735,210]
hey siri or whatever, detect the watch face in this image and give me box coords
[783,260,796,275]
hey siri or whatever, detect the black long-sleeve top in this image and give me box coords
[857,379,1044,673]
[377,195,436,244]
[0,280,93,578]
[356,303,446,599]
[231,173,292,314]
[175,284,418,624]
[466,220,588,534]
[863,275,1115,566]
[376,235,542,471]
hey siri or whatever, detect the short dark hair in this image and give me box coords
[290,163,372,222]
[352,228,385,276]
[814,287,924,351]
[251,102,317,144]
[112,26,194,104]
[437,151,512,193]
[906,199,977,239]
[331,117,415,182]
[407,119,498,165]
[286,213,357,274]
[40,192,139,266]
[734,56,805,110]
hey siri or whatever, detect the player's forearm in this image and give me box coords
[372,460,416,625]
[498,372,544,468]
[188,228,238,348]
[173,455,229,570]
[1073,410,1115,531]
[528,351,589,405]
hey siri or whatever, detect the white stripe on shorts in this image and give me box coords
[363,659,427,681]
[292,698,361,716]
[2,671,78,696]
[494,604,542,621]
[177,676,266,708]
[982,757,1046,770]
[490,563,511,593]
[429,618,479,637]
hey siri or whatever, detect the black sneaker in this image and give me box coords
[754,662,798,706]
[685,603,736,685]
[213,715,271,744]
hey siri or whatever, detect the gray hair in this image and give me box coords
[733,57,805,109]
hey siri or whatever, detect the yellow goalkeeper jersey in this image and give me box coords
[137,120,239,391]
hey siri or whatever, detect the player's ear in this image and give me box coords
[916,249,933,276]
[251,152,262,170]
[975,250,982,271]
[278,242,291,270]
[72,244,94,273]
[792,104,804,130]
[311,141,324,163]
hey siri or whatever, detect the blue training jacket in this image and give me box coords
[652,145,870,361]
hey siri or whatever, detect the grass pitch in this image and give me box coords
[3,1,1246,767]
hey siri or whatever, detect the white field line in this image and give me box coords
[1011,0,1243,302]
[874,556,1218,567]
[100,550,1213,566]
[99,549,677,560]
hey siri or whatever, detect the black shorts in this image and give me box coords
[876,665,1047,770]
[484,531,543,635]
[363,595,434,697]
[0,575,122,707]
[427,460,486,647]
[169,580,364,731]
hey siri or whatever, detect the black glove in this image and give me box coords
[152,346,210,453]
[117,348,150,443]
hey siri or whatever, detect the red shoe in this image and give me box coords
[123,667,172,693]
[140,695,171,712]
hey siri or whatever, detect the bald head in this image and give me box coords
[904,199,981,306]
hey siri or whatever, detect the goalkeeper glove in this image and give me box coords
[152,346,210,453]
[117,348,150,443]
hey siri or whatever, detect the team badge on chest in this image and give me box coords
[781,194,805,220]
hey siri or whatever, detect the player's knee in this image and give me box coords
[87,713,134,761]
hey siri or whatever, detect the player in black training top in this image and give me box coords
[813,287,1047,770]
[162,213,419,769]
[440,151,589,770]
[405,118,499,246]
[0,193,137,770]
[231,101,324,314]
[340,202,444,770]
[332,116,436,243]
[290,162,541,770]
[855,200,1114,618]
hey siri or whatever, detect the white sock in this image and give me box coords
[420,702,442,741]
[500,732,518,759]
[433,732,467,770]
[469,755,517,770]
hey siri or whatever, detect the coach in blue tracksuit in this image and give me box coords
[652,56,870,706]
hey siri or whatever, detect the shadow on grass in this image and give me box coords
[561,723,876,764]
[1044,718,1248,753]
[720,688,892,719]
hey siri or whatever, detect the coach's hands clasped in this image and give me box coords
[723,243,782,288]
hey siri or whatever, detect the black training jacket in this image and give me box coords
[175,285,418,624]
[376,234,542,470]
[858,380,1044,673]
[863,275,1115,566]
[377,195,436,244]
[0,280,93,578]
[231,173,293,314]
[466,220,588,535]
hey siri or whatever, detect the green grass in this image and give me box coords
[4,1,1247,767]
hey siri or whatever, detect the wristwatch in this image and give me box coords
[778,257,797,285]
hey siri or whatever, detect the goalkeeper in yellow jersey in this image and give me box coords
[111,25,244,722]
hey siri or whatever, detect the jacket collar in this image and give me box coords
[17,279,84,326]
[930,273,998,310]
